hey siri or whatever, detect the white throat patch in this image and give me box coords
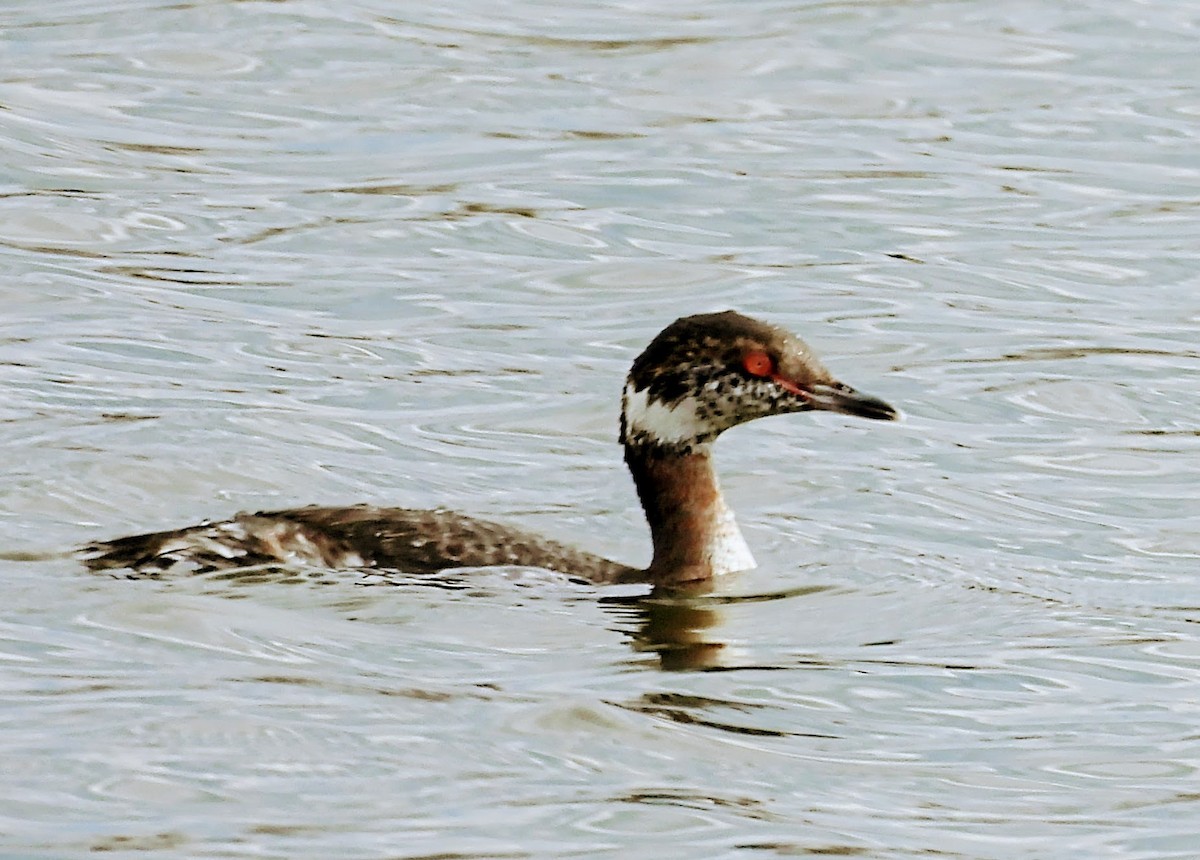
[710,502,756,575]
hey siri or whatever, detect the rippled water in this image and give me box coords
[3,0,1199,857]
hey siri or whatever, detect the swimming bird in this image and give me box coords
[84,311,897,586]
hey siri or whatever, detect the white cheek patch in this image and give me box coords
[623,382,709,446]
[623,377,772,447]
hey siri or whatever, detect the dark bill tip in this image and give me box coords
[806,382,900,421]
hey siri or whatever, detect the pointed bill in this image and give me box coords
[804,382,899,421]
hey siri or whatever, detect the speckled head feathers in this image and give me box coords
[620,310,897,452]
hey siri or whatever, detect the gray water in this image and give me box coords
[2,1,1199,857]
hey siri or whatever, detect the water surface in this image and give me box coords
[2,1,1199,857]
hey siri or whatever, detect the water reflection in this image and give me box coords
[606,581,836,671]
[623,582,726,671]
[96,554,838,673]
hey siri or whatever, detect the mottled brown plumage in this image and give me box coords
[88,505,636,583]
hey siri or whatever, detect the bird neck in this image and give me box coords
[623,440,755,585]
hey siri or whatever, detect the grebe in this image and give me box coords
[84,311,897,586]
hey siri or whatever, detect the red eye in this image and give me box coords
[742,351,773,377]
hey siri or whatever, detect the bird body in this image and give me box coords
[84,311,897,585]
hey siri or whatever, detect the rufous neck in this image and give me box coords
[623,442,755,585]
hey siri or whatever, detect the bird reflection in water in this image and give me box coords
[606,581,836,671]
